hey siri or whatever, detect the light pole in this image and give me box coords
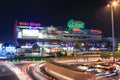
[108,0,119,62]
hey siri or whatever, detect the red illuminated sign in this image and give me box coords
[91,30,102,33]
[18,22,41,26]
[72,28,81,32]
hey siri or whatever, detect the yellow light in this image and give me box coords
[112,1,118,7]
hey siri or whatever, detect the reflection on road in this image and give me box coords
[15,61,49,80]
[0,61,54,80]
[0,62,19,80]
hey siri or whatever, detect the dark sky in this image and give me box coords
[0,0,120,43]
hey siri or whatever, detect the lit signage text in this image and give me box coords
[67,19,85,31]
[19,22,41,27]
[72,28,81,32]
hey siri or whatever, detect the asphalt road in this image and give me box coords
[0,64,19,80]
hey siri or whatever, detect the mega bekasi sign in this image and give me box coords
[18,22,41,27]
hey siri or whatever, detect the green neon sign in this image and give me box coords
[67,19,85,30]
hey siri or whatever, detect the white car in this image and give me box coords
[78,65,89,71]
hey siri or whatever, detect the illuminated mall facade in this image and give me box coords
[14,20,110,54]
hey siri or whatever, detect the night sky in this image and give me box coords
[0,0,120,43]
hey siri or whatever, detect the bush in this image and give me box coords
[12,55,53,61]
[56,51,67,57]
[97,59,103,62]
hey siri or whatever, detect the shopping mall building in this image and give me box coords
[14,20,112,54]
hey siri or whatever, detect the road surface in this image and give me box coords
[0,63,19,80]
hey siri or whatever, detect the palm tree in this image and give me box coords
[83,42,90,51]
[32,43,40,53]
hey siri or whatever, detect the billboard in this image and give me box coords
[22,29,39,37]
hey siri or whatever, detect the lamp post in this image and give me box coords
[108,0,119,62]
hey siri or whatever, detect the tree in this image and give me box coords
[114,52,120,61]
[117,43,120,51]
[74,42,80,53]
[105,41,112,51]
[25,49,32,53]
[2,43,9,47]
[83,42,90,51]
[32,43,40,52]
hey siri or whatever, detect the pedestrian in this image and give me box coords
[83,56,86,61]
[73,53,78,62]
[86,56,88,61]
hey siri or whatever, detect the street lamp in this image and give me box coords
[107,0,119,62]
